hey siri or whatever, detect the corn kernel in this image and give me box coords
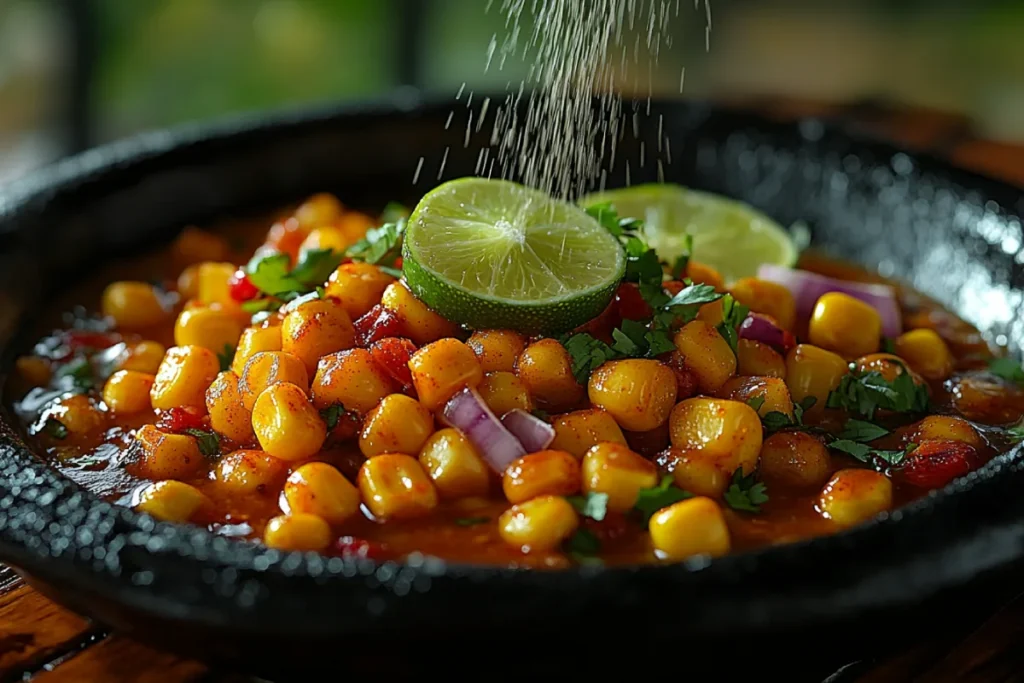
[173,305,245,352]
[42,394,107,436]
[359,394,434,458]
[295,192,344,230]
[177,265,199,300]
[101,281,170,329]
[587,359,677,432]
[325,262,396,320]
[281,298,356,375]
[549,408,627,458]
[299,226,352,256]
[498,495,579,552]
[467,330,529,373]
[907,415,982,449]
[502,450,580,504]
[685,261,725,290]
[380,282,459,345]
[205,371,254,444]
[809,292,881,358]
[729,277,797,330]
[263,513,332,552]
[134,424,205,480]
[476,371,533,417]
[673,320,737,394]
[150,345,220,412]
[283,462,361,524]
[311,348,394,416]
[418,428,491,499]
[251,382,327,461]
[785,344,848,414]
[214,449,288,495]
[515,338,583,412]
[854,353,926,387]
[102,370,155,415]
[669,397,763,477]
[736,339,786,379]
[581,442,658,512]
[717,375,794,418]
[337,211,376,243]
[197,262,238,307]
[818,469,892,528]
[135,480,210,523]
[358,453,438,520]
[264,218,309,259]
[120,340,166,374]
[663,447,730,498]
[895,328,954,381]
[172,227,231,266]
[759,432,831,490]
[409,338,485,411]
[238,351,309,411]
[231,325,283,376]
[649,497,730,560]
[14,355,51,389]
[695,298,725,327]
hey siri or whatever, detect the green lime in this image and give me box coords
[402,178,626,334]
[579,183,798,284]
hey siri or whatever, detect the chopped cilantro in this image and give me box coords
[41,417,68,439]
[217,344,235,372]
[716,294,750,354]
[564,528,602,562]
[319,404,347,431]
[380,201,410,224]
[749,395,818,434]
[566,492,608,521]
[560,333,618,384]
[838,419,890,442]
[240,298,280,314]
[669,234,694,279]
[826,363,929,420]
[829,439,914,467]
[55,357,95,392]
[761,411,797,432]
[246,248,343,305]
[585,203,644,240]
[989,357,1024,385]
[315,285,327,299]
[184,428,221,457]
[880,337,896,354]
[454,516,490,527]
[345,220,405,269]
[723,468,769,513]
[746,396,766,412]
[1007,424,1024,442]
[633,475,692,525]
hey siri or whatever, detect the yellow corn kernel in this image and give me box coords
[177,265,200,300]
[205,371,254,444]
[669,397,763,477]
[359,393,434,458]
[263,513,332,552]
[295,192,344,230]
[281,298,356,375]
[172,227,231,266]
[418,428,491,499]
[649,497,731,561]
[120,340,166,374]
[102,370,155,415]
[380,282,459,345]
[325,262,396,320]
[196,262,237,307]
[135,480,210,523]
[663,447,730,498]
[673,320,737,394]
[499,495,579,553]
[808,292,881,358]
[173,305,245,352]
[502,450,580,504]
[785,344,848,414]
[150,345,220,412]
[729,277,797,331]
[515,338,584,412]
[231,325,283,376]
[549,408,627,459]
[311,348,395,414]
[736,339,786,379]
[409,338,485,411]
[581,442,659,512]
[42,394,107,436]
[299,226,352,256]
[477,371,533,417]
[467,330,529,373]
[14,356,51,389]
[818,469,892,528]
[759,432,831,490]
[238,351,309,411]
[283,462,361,524]
[717,376,794,418]
[214,449,288,495]
[907,415,982,449]
[854,353,926,386]
[587,359,677,432]
[696,298,725,327]
[894,328,954,381]
[686,261,725,290]
[134,424,205,480]
[357,453,438,520]
[251,382,326,461]
[101,281,170,329]
[338,211,376,243]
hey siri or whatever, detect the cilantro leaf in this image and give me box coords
[560,333,618,384]
[319,404,347,431]
[723,468,769,513]
[826,364,929,420]
[454,516,490,527]
[289,248,345,287]
[989,357,1024,385]
[609,319,675,359]
[669,234,694,279]
[380,201,410,224]
[246,248,344,301]
[41,417,68,439]
[881,337,896,354]
[345,220,405,268]
[716,294,750,354]
[624,242,664,289]
[1006,425,1024,442]
[55,357,95,392]
[240,298,281,314]
[663,282,722,309]
[566,492,609,521]
[564,528,602,562]
[585,203,644,240]
[633,475,692,525]
[838,419,890,442]
[829,439,912,467]
[217,344,235,372]
[184,428,221,457]
[746,396,766,412]
[762,411,796,431]
[793,396,817,423]
[245,252,303,297]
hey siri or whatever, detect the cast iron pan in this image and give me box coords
[0,93,1022,680]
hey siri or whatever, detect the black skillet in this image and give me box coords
[0,93,1022,681]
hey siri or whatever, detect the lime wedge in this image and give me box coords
[579,183,797,284]
[402,178,625,334]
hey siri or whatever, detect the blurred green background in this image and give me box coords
[2,0,1023,188]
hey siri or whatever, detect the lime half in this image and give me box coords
[403,178,625,334]
[580,183,797,284]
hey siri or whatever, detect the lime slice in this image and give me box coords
[402,178,625,334]
[579,183,797,284]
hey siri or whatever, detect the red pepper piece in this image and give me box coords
[369,337,417,393]
[157,407,208,433]
[354,305,407,346]
[896,439,983,490]
[228,268,259,301]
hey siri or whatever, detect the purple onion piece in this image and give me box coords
[500,409,556,453]
[442,387,526,473]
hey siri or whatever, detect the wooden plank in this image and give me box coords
[31,636,209,683]
[949,139,1024,188]
[0,584,95,674]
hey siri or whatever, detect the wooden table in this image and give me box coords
[1,98,1023,682]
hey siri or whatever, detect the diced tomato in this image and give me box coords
[228,268,259,301]
[662,280,685,296]
[333,536,392,562]
[393,257,403,269]
[664,351,698,399]
[369,337,417,392]
[895,439,983,490]
[65,330,119,352]
[157,407,208,433]
[581,511,630,544]
[355,305,408,346]
[570,300,619,345]
[614,282,653,321]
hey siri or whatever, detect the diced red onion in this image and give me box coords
[739,313,796,355]
[756,263,902,337]
[500,409,555,453]
[442,387,526,473]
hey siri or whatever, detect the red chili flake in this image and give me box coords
[228,268,259,301]
[157,407,208,434]
[333,536,392,561]
[896,440,983,490]
[614,282,653,321]
[354,305,407,346]
[369,337,417,392]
